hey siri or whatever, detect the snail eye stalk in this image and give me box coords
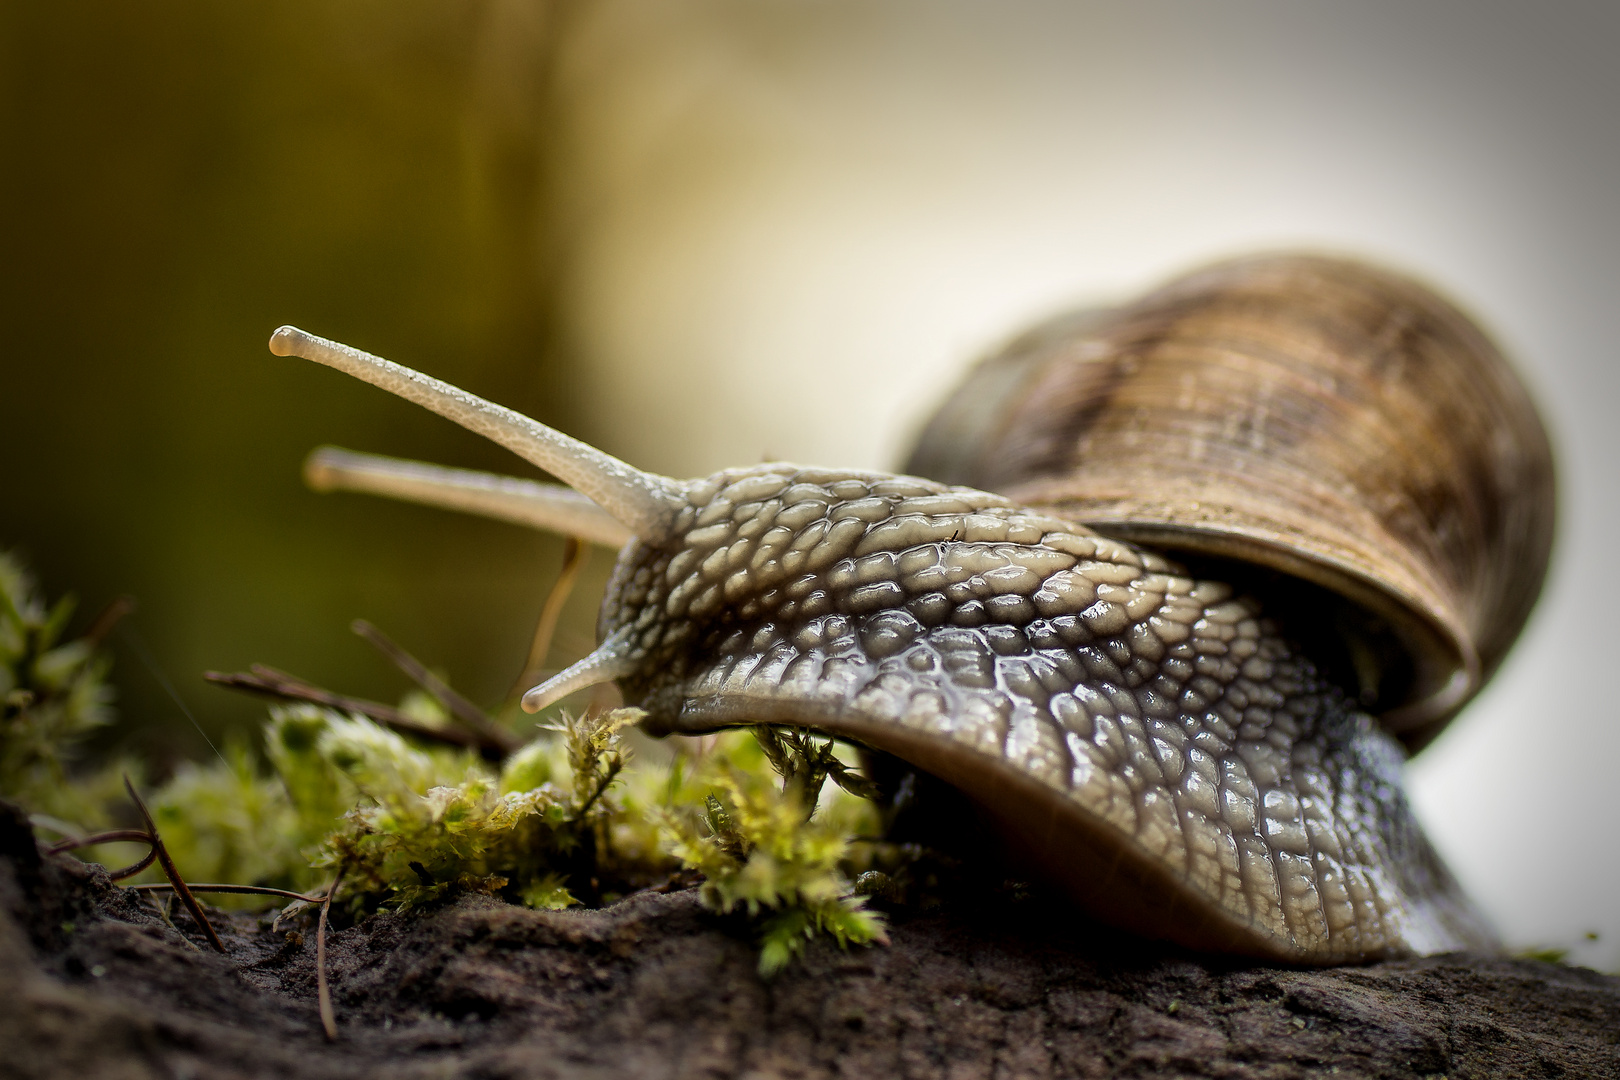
[302,446,632,548]
[520,630,640,714]
[271,325,686,544]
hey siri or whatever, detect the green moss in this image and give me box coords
[656,729,888,975]
[272,706,603,913]
[145,741,311,894]
[0,551,136,842]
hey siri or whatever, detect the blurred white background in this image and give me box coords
[547,1,1619,967]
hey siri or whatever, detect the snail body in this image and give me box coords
[275,253,1552,964]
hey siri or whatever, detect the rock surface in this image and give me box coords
[2,803,1615,1080]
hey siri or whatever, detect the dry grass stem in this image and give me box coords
[123,775,225,952]
[317,868,345,1041]
[350,619,518,753]
[127,883,327,903]
[204,666,506,756]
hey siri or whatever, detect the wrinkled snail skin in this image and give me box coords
[272,253,1551,965]
[593,465,1495,961]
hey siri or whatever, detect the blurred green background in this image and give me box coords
[1,2,607,766]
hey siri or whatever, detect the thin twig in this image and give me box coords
[317,867,346,1041]
[203,667,504,756]
[108,849,160,880]
[509,536,588,701]
[48,829,153,852]
[123,776,225,953]
[350,619,518,754]
[126,883,328,904]
[47,829,159,878]
[82,594,137,645]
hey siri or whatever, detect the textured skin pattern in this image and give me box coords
[599,464,1491,962]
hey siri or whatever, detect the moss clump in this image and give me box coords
[656,729,888,975]
[0,551,133,837]
[166,709,892,969]
[310,705,644,912]
[133,710,893,968]
[145,741,313,896]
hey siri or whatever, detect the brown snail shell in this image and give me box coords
[906,254,1555,751]
[269,252,1553,964]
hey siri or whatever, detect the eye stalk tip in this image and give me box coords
[520,635,637,715]
[268,325,308,357]
[302,446,340,493]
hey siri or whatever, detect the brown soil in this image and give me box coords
[2,801,1615,1080]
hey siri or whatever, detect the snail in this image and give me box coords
[272,253,1554,964]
